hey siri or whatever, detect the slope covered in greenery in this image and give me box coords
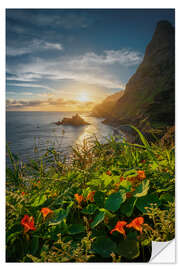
[91,91,124,118]
[6,128,175,262]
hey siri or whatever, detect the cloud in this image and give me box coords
[6,97,95,111]
[43,42,63,50]
[6,72,18,78]
[7,91,54,98]
[6,9,146,105]
[69,49,143,67]
[6,71,47,81]
[6,10,96,30]
[6,99,43,109]
[7,81,54,91]
[7,48,143,91]
[7,39,63,56]
[47,98,94,107]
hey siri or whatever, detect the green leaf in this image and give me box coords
[113,175,122,183]
[117,239,140,259]
[31,194,47,207]
[48,220,68,235]
[91,211,105,228]
[94,191,105,207]
[26,254,40,262]
[159,193,174,203]
[136,193,160,213]
[99,208,115,218]
[105,191,126,212]
[151,162,159,170]
[7,231,21,243]
[129,125,150,149]
[81,204,97,215]
[68,224,85,235]
[82,187,91,198]
[30,237,39,255]
[123,169,138,178]
[129,126,158,165]
[133,179,149,198]
[141,239,151,246]
[92,236,117,258]
[119,180,132,192]
[126,231,138,240]
[87,179,99,187]
[46,226,59,241]
[100,173,113,187]
[49,208,69,226]
[156,186,173,193]
[120,197,137,217]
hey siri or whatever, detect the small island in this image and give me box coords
[55,113,90,126]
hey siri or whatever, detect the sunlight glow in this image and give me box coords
[76,92,90,102]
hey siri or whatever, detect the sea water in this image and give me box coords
[6,111,119,164]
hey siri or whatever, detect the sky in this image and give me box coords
[6,9,175,111]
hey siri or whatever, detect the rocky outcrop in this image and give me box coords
[55,114,90,126]
[92,21,175,134]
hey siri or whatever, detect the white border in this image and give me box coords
[0,6,6,266]
[150,240,175,263]
[0,1,178,9]
[0,1,179,269]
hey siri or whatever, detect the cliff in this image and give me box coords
[91,90,124,118]
[92,21,175,134]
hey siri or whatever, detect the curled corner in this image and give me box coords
[150,239,175,263]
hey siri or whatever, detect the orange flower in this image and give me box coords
[87,191,96,202]
[37,181,40,184]
[114,177,124,190]
[21,192,25,196]
[21,215,36,233]
[41,207,53,218]
[33,182,39,187]
[114,183,120,190]
[120,176,124,182]
[126,192,132,199]
[106,170,112,176]
[127,176,138,183]
[110,221,127,237]
[137,170,146,180]
[126,217,144,233]
[74,193,84,205]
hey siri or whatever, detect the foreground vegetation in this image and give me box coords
[6,127,175,262]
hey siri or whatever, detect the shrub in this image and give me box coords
[6,127,175,262]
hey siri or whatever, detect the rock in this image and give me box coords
[55,114,90,126]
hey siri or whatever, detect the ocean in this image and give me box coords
[6,111,120,164]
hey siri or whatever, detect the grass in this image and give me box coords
[6,127,175,262]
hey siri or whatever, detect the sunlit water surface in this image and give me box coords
[6,111,123,164]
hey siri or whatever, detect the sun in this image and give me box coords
[77,92,90,102]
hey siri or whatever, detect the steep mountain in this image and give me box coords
[93,21,175,133]
[91,90,124,118]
